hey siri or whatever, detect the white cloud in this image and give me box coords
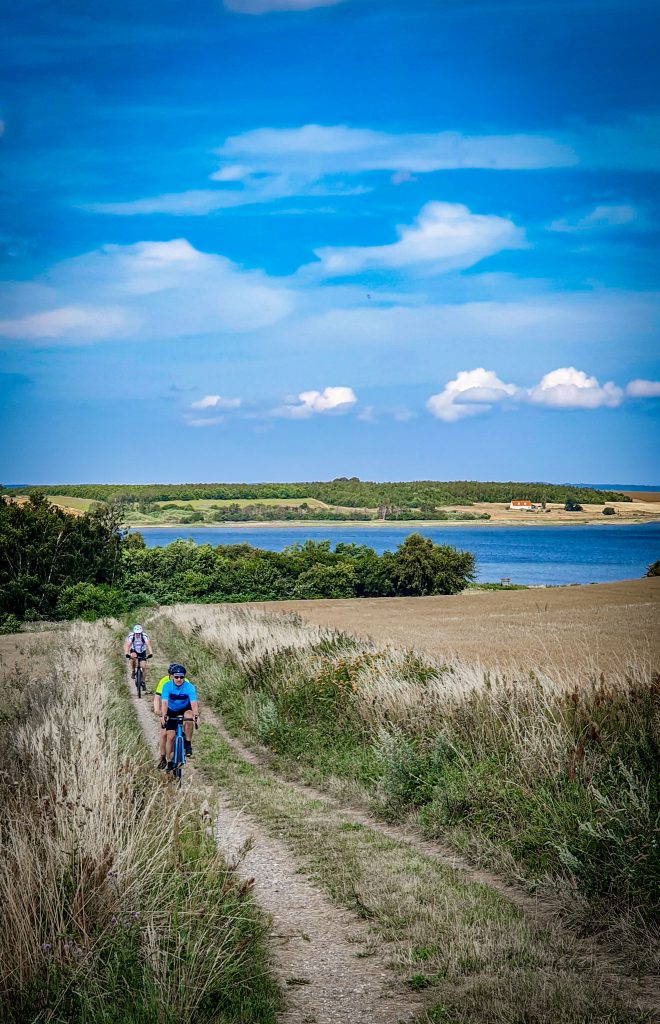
[191,394,241,410]
[426,366,639,422]
[549,203,639,233]
[0,238,293,343]
[427,369,518,422]
[527,367,623,408]
[393,407,416,422]
[0,304,132,341]
[275,385,357,418]
[625,378,660,398]
[185,416,226,427]
[218,123,576,174]
[311,201,524,277]
[225,0,346,12]
[357,405,376,424]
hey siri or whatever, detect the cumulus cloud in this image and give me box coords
[527,367,623,408]
[310,201,524,277]
[625,378,660,398]
[426,366,646,422]
[549,203,639,233]
[0,238,293,343]
[225,0,346,12]
[191,395,241,410]
[275,385,357,418]
[426,368,518,422]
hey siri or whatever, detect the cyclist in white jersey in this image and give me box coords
[124,625,153,686]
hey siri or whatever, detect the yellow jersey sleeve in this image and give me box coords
[155,676,169,696]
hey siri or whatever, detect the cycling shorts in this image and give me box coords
[130,649,148,661]
[163,709,192,731]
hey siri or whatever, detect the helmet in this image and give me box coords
[133,624,143,633]
[167,663,178,674]
[170,663,186,677]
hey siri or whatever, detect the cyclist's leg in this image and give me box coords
[183,710,194,755]
[140,653,148,685]
[129,651,138,677]
[165,719,175,762]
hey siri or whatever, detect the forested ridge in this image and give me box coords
[7,478,631,505]
[0,495,476,627]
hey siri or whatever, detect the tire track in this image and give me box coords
[124,667,424,1024]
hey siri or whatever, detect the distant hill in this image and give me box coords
[5,479,631,506]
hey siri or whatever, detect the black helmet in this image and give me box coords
[170,663,186,676]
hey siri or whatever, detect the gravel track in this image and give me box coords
[125,669,423,1024]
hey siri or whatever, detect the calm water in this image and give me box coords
[136,523,660,586]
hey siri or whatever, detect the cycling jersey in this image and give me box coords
[127,631,149,654]
[161,679,197,714]
[155,676,190,696]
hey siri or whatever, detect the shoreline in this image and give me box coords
[124,516,660,530]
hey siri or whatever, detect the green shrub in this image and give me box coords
[0,613,21,634]
[56,582,128,621]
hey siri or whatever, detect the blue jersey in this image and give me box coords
[161,679,198,714]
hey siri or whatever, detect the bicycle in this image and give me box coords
[128,653,152,699]
[169,714,198,785]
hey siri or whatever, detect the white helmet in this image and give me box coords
[133,624,143,633]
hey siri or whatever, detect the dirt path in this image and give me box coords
[125,670,424,1024]
[186,690,660,1017]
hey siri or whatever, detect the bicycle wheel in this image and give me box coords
[135,662,142,698]
[173,732,184,784]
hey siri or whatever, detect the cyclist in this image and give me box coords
[124,625,153,689]
[160,663,199,772]
[154,663,192,769]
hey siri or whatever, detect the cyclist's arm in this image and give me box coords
[191,699,199,720]
[123,638,131,655]
[146,638,153,656]
[160,699,168,723]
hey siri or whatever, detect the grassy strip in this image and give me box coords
[153,607,660,963]
[192,725,651,1023]
[0,623,282,1024]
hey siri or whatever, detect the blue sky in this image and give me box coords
[1,0,659,484]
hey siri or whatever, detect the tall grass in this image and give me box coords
[0,622,280,1023]
[157,604,660,949]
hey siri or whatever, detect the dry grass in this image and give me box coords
[0,621,279,1022]
[194,729,656,1023]
[256,577,660,678]
[154,602,659,955]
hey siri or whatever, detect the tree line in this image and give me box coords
[0,496,477,628]
[6,477,630,507]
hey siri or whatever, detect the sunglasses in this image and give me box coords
[173,674,185,679]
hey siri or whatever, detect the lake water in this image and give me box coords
[135,523,660,587]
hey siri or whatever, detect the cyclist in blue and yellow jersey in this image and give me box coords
[160,664,199,773]
[124,625,153,688]
[154,664,192,769]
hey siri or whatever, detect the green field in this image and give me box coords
[47,494,99,512]
[155,497,331,509]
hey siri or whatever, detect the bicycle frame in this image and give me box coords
[169,714,198,785]
[172,716,186,784]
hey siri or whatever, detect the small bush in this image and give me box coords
[56,582,128,621]
[645,559,660,577]
[602,506,616,516]
[0,613,21,634]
